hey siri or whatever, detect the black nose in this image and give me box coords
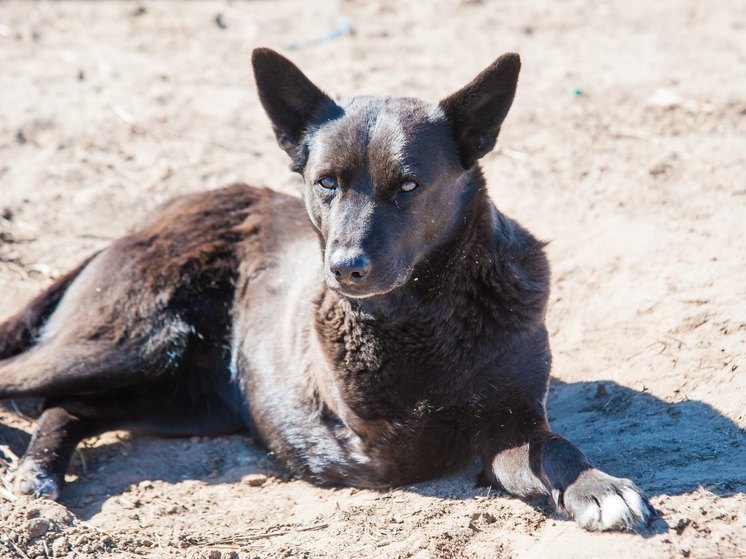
[330,253,371,285]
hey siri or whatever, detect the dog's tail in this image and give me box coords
[0,254,96,360]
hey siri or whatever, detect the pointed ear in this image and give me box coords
[251,48,340,163]
[439,53,521,169]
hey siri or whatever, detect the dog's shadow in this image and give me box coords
[545,379,744,498]
[1,379,744,521]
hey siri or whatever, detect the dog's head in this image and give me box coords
[252,49,520,299]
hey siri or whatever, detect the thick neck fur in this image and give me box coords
[312,168,550,422]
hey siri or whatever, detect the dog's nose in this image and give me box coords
[330,253,371,285]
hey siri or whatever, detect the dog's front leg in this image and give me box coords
[484,428,655,531]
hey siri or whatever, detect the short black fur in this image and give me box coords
[0,49,654,531]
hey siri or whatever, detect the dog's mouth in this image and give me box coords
[324,268,411,299]
[333,284,398,299]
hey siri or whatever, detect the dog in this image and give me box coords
[0,48,654,531]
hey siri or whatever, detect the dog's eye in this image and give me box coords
[315,176,337,190]
[399,180,418,193]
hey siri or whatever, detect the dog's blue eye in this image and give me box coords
[316,176,337,190]
[399,180,418,193]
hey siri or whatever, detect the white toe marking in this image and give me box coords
[621,487,651,523]
[599,493,634,530]
[565,470,652,531]
[573,498,601,530]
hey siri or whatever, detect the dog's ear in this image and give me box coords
[439,53,521,169]
[252,48,339,163]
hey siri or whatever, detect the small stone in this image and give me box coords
[482,512,497,524]
[38,502,74,526]
[73,535,89,546]
[650,161,673,177]
[646,88,682,109]
[52,536,70,556]
[675,518,691,535]
[27,518,50,539]
[207,550,222,559]
[241,473,268,487]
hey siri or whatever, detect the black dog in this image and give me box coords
[0,49,654,531]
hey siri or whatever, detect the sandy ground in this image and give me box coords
[0,1,744,557]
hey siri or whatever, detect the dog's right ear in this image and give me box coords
[252,48,339,165]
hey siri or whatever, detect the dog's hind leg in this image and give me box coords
[13,380,244,499]
[13,404,97,499]
[0,339,154,400]
[2,340,175,499]
[0,297,202,399]
[0,255,96,360]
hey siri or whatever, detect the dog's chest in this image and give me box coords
[315,303,484,426]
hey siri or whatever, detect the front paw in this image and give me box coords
[12,458,63,501]
[559,468,655,531]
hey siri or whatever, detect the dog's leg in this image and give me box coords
[13,385,244,499]
[484,426,655,531]
[0,341,144,399]
[0,306,202,398]
[13,405,96,499]
[0,255,95,361]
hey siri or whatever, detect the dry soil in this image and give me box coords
[0,1,744,558]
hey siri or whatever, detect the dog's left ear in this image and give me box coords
[252,48,340,165]
[439,53,521,169]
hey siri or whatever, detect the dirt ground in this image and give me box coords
[0,0,744,557]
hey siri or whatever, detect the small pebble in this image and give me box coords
[27,518,50,538]
[51,536,70,556]
[241,473,268,487]
[37,503,74,525]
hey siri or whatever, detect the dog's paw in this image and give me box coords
[559,468,655,531]
[13,459,62,500]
